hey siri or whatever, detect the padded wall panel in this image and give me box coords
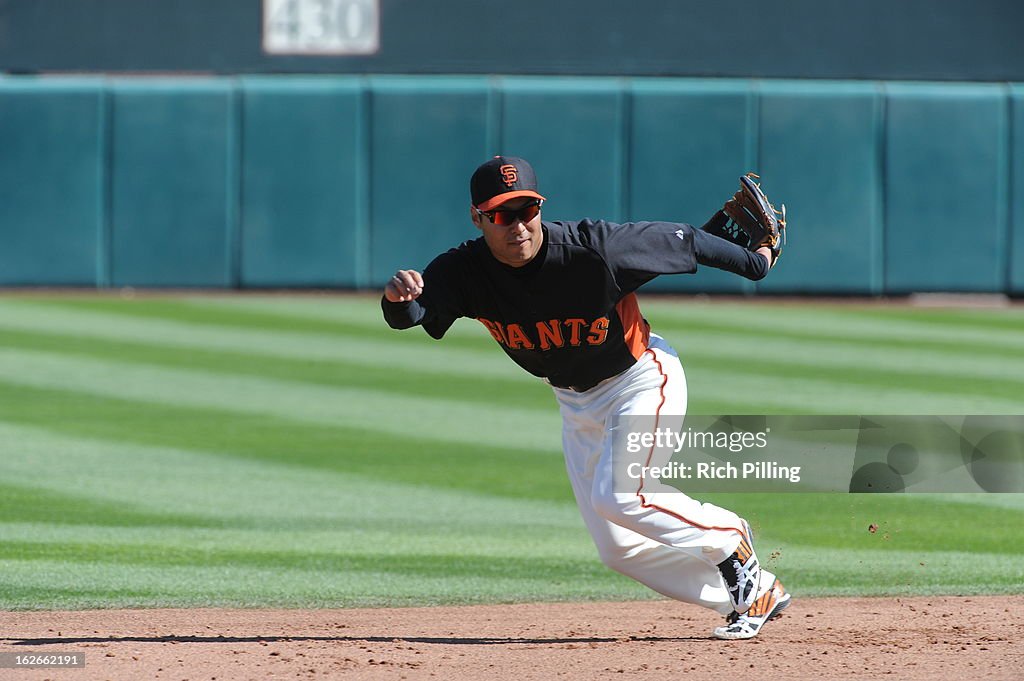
[630,79,755,294]
[1010,85,1024,294]
[757,81,883,294]
[368,77,490,282]
[240,78,364,287]
[884,84,1008,293]
[0,79,105,285]
[109,80,236,287]
[500,78,625,224]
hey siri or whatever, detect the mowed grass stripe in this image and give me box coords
[707,492,1024,555]
[7,496,1016,563]
[0,542,608,580]
[0,327,550,411]
[659,326,1024,384]
[823,305,1024,334]
[2,295,1022,609]
[0,585,173,611]
[8,298,1023,408]
[0,520,599,560]
[0,390,571,504]
[0,404,612,610]
[25,296,1024,358]
[678,346,1024,404]
[7,541,1016,593]
[91,294,1024,351]
[19,296,1024,375]
[5,309,1022,407]
[25,296,495,353]
[186,295,1024,340]
[6,321,1020,416]
[6,298,1022,400]
[2,336,1019,423]
[183,295,490,338]
[6,411,1018,558]
[17,297,442,343]
[758,546,1024,596]
[642,301,1024,354]
[3,300,1021,413]
[1,542,1018,611]
[0,348,564,451]
[0,559,650,610]
[648,312,1024,361]
[683,367,1024,413]
[0,300,525,382]
[0,483,221,529]
[939,493,1024,512]
[0,416,610,610]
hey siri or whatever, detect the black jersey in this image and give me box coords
[382,219,767,391]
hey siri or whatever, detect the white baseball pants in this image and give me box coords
[553,334,746,615]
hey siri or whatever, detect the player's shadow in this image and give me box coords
[2,633,707,646]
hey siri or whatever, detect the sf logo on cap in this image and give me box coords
[500,164,518,186]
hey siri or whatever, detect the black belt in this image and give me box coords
[550,362,637,393]
[550,378,602,393]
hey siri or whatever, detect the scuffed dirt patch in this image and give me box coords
[1,596,1021,680]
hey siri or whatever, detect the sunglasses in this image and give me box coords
[476,200,543,226]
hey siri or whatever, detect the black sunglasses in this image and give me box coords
[476,200,543,226]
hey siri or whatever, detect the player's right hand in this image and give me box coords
[384,269,424,303]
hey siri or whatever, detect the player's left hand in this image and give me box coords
[703,174,787,268]
[723,174,786,267]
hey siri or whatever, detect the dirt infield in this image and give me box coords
[1,596,1020,680]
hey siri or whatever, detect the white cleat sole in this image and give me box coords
[713,572,791,640]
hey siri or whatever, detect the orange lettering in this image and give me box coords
[587,317,609,345]
[536,319,565,350]
[564,318,587,346]
[478,318,507,346]
[505,323,535,350]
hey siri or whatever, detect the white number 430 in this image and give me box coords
[263,0,379,55]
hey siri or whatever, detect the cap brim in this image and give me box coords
[476,190,546,212]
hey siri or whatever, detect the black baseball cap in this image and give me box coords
[470,156,546,211]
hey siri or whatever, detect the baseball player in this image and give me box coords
[382,156,790,639]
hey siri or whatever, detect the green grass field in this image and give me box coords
[0,294,1022,610]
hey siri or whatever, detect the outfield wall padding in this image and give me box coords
[109,80,236,287]
[368,77,491,284]
[240,77,366,287]
[1010,85,1024,296]
[0,80,106,285]
[500,78,626,225]
[883,84,1009,294]
[0,75,1020,296]
[755,81,884,295]
[629,80,755,295]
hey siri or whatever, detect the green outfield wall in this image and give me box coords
[0,76,1020,295]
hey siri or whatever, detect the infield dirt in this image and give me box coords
[1,596,1020,680]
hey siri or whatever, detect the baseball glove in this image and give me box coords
[703,173,787,267]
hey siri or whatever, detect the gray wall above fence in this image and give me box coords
[1,1,1022,82]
